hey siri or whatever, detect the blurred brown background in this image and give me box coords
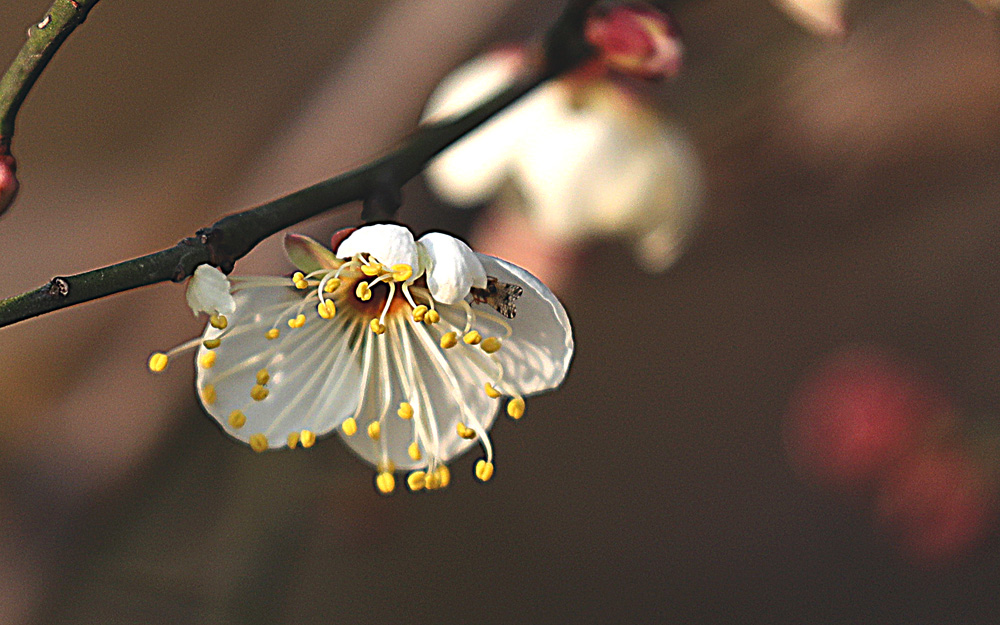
[2,0,1000,623]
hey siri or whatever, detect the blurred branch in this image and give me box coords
[0,0,597,330]
[0,0,101,145]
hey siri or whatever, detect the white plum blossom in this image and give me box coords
[185,264,236,318]
[772,0,847,38]
[422,48,703,273]
[149,225,573,493]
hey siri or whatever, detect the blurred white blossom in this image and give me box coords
[772,0,848,38]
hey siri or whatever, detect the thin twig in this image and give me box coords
[0,1,597,330]
[0,0,101,145]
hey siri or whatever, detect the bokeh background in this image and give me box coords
[2,0,1000,623]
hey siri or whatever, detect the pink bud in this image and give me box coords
[784,345,952,491]
[584,3,683,80]
[0,152,18,217]
[875,448,995,566]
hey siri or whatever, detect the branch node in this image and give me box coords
[47,277,69,297]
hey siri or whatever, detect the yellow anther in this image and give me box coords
[324,278,341,293]
[203,338,222,349]
[457,423,476,440]
[423,309,440,324]
[210,314,228,330]
[292,272,305,284]
[287,431,299,449]
[475,460,494,482]
[391,264,413,282]
[481,337,502,353]
[356,282,372,301]
[463,330,482,345]
[397,402,414,420]
[440,332,458,349]
[367,421,381,441]
[250,384,269,402]
[342,417,358,436]
[411,305,428,322]
[300,430,316,448]
[408,441,422,461]
[361,262,384,277]
[265,328,280,340]
[148,352,169,372]
[250,433,268,453]
[435,465,451,488]
[424,471,441,490]
[198,351,217,369]
[287,314,306,329]
[485,383,502,399]
[507,397,525,420]
[317,300,336,319]
[228,410,246,429]
[370,319,386,335]
[256,369,270,385]
[376,471,395,494]
[201,385,217,405]
[407,471,426,491]
[294,279,309,290]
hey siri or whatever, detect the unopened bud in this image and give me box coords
[0,152,19,216]
[585,3,682,80]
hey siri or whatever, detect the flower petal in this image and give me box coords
[417,232,488,305]
[472,255,573,395]
[335,224,422,277]
[196,285,362,449]
[186,264,236,317]
[284,233,343,273]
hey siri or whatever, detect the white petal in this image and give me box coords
[417,232,488,305]
[186,264,236,317]
[473,255,573,395]
[335,224,421,276]
[196,286,362,449]
[338,316,498,470]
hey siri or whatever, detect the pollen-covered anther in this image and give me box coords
[423,309,440,324]
[367,421,381,440]
[228,410,246,429]
[412,304,428,322]
[463,330,482,345]
[209,314,228,330]
[265,328,280,340]
[361,262,384,277]
[250,433,268,453]
[424,471,441,490]
[436,465,451,488]
[480,337,502,353]
[324,278,341,293]
[356,282,372,301]
[203,338,222,349]
[250,384,269,401]
[148,352,169,372]
[342,417,358,436]
[300,430,316,448]
[408,442,422,461]
[485,383,502,399]
[376,471,395,494]
[457,423,476,440]
[507,397,525,419]
[475,459,494,482]
[369,319,386,335]
[391,263,413,282]
[198,351,217,369]
[317,300,336,319]
[407,471,426,491]
[201,385,217,405]
[397,402,414,419]
[256,369,270,385]
[292,272,310,290]
[288,314,306,329]
[287,432,300,449]
[440,332,458,349]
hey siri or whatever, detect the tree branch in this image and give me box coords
[0,0,101,144]
[0,0,597,330]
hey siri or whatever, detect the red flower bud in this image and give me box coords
[0,152,19,217]
[584,3,683,80]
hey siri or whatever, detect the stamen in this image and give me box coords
[435,465,451,488]
[342,417,358,436]
[148,352,169,372]
[256,369,270,385]
[361,262,384,277]
[463,330,482,345]
[198,351,217,369]
[485,383,502,399]
[408,442,422,461]
[300,430,316,448]
[402,284,419,309]
[367,421,381,440]
[203,338,222,349]
[250,384,269,401]
[440,332,458,349]
[378,282,396,327]
[356,282,372,301]
[391,263,413,282]
[210,314,228,330]
[317,300,336,319]
[480,337,502,353]
[287,432,300,449]
[475,459,494,482]
[457,423,476,440]
[287,314,306,329]
[201,385,217,405]
[507,397,525,420]
[423,309,440,324]
[370,319,386,335]
[376,471,395,494]
[265,328,280,340]
[425,471,441,490]
[228,410,246,429]
[324,277,341,293]
[250,433,268,453]
[407,471,426,491]
[397,402,414,419]
[412,304,428,323]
